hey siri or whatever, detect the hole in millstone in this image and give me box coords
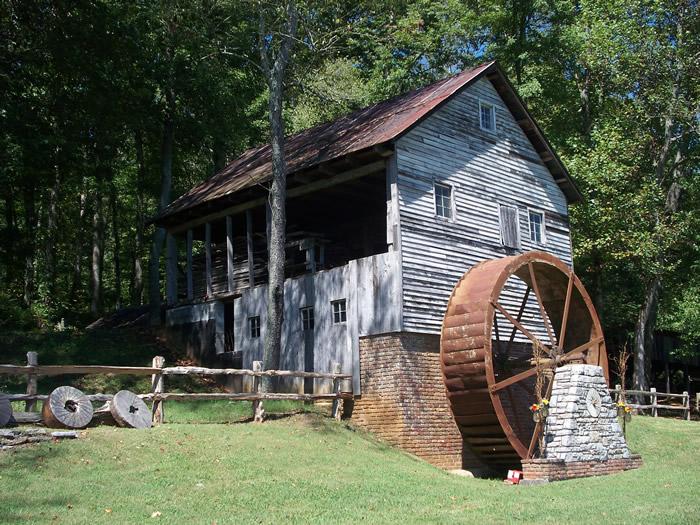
[64,400,78,413]
[129,405,138,414]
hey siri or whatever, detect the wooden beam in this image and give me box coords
[165,233,178,305]
[205,222,212,296]
[246,209,254,288]
[186,229,193,300]
[169,160,386,234]
[226,216,234,292]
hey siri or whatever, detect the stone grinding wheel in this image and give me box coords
[0,394,12,427]
[42,386,94,429]
[440,251,608,467]
[109,390,152,429]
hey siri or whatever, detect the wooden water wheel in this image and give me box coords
[42,386,94,429]
[440,251,607,466]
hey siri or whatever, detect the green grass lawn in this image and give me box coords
[2,415,699,524]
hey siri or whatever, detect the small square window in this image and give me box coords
[529,210,545,244]
[332,300,347,324]
[434,183,453,219]
[479,101,495,131]
[249,316,261,338]
[300,306,314,331]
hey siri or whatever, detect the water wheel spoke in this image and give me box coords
[560,336,605,362]
[492,301,549,351]
[504,287,531,356]
[559,271,574,349]
[528,262,557,347]
[527,372,556,458]
[491,366,539,392]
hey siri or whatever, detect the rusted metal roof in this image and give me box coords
[154,61,579,226]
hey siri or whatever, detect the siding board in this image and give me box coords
[396,78,572,335]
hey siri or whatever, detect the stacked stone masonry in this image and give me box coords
[351,333,487,471]
[544,364,630,462]
[522,364,641,481]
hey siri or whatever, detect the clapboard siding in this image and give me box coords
[396,77,572,334]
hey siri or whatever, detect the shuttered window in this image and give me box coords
[499,204,520,248]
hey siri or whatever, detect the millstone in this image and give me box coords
[0,394,12,427]
[42,386,94,429]
[109,390,151,429]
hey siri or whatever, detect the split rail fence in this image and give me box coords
[610,384,692,421]
[2,352,353,425]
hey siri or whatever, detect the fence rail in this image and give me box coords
[2,353,353,425]
[610,385,691,420]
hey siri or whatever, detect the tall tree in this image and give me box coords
[258,1,298,387]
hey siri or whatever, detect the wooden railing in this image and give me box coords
[2,353,353,425]
[610,385,691,421]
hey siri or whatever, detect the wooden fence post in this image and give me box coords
[151,356,165,424]
[683,391,690,421]
[614,384,621,403]
[331,362,343,421]
[25,351,38,412]
[650,387,657,417]
[696,393,699,415]
[252,361,264,423]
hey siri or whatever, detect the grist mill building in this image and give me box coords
[151,61,580,470]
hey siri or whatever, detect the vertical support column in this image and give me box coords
[331,362,343,420]
[226,216,234,293]
[25,351,38,412]
[252,361,265,422]
[650,387,657,417]
[186,229,193,300]
[246,209,254,288]
[151,356,165,425]
[165,233,178,306]
[683,391,690,421]
[614,384,621,403]
[385,155,401,252]
[696,392,699,415]
[205,222,212,297]
[265,200,271,251]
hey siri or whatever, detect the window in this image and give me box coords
[332,299,347,324]
[479,101,496,131]
[499,204,520,249]
[528,210,545,244]
[249,316,261,338]
[300,306,314,331]
[434,182,454,220]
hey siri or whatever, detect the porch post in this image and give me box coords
[246,209,254,288]
[165,232,178,306]
[226,216,234,292]
[205,222,212,297]
[186,229,193,300]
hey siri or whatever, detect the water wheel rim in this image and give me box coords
[440,250,607,462]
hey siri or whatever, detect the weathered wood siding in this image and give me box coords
[396,77,572,335]
[234,251,401,393]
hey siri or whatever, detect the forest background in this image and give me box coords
[1,0,698,391]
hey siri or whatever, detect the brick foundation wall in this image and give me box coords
[351,333,488,471]
[522,455,643,482]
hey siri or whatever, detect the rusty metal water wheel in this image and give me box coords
[440,251,608,466]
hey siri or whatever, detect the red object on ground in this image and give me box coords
[505,470,523,484]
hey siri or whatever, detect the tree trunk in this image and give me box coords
[70,179,88,302]
[149,95,175,325]
[259,2,298,392]
[90,170,105,317]
[131,130,146,305]
[22,183,37,306]
[109,174,122,310]
[44,159,60,305]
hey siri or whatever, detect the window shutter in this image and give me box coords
[499,205,520,248]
